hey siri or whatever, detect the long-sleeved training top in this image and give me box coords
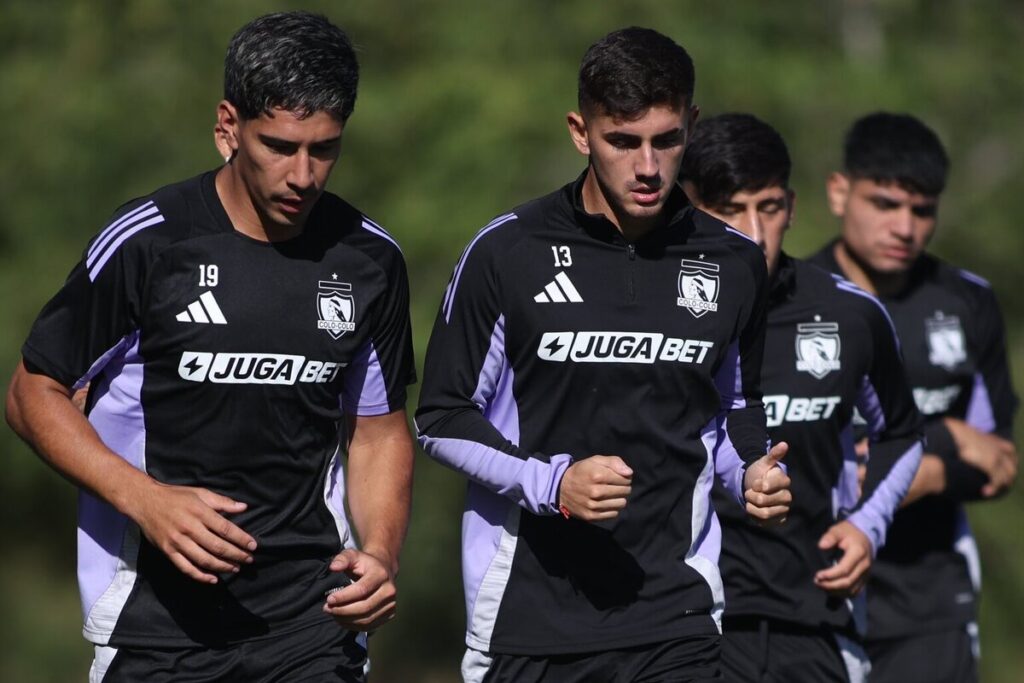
[416,171,770,655]
[809,242,1017,640]
[714,253,922,635]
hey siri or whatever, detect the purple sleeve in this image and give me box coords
[340,238,415,415]
[711,416,747,506]
[848,295,924,554]
[715,255,770,465]
[416,216,571,516]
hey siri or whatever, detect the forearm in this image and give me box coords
[849,439,922,552]
[6,360,156,515]
[900,454,946,507]
[416,406,571,514]
[346,411,415,576]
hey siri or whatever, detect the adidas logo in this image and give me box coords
[534,271,583,303]
[176,292,227,324]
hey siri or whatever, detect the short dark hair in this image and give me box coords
[578,27,695,119]
[843,112,949,196]
[680,113,791,208]
[224,12,359,121]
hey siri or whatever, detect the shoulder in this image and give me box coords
[311,192,411,279]
[448,189,562,268]
[83,173,209,281]
[690,208,768,285]
[801,260,898,340]
[923,254,1002,311]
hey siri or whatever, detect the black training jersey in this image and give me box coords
[713,254,922,634]
[809,242,1018,639]
[415,171,770,656]
[22,171,415,648]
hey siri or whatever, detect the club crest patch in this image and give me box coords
[925,312,966,370]
[795,321,841,379]
[317,279,355,339]
[677,259,720,318]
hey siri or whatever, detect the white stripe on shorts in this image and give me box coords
[89,645,118,682]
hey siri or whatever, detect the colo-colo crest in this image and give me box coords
[317,280,356,339]
[925,312,966,370]
[677,259,720,318]
[795,321,841,379]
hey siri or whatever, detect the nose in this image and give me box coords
[635,144,659,181]
[287,151,315,192]
[891,207,915,240]
[743,208,765,247]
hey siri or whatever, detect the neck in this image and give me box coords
[832,240,909,297]
[581,169,663,242]
[215,165,303,242]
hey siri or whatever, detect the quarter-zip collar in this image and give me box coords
[561,168,694,250]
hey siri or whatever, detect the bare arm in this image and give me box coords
[6,360,256,583]
[324,409,414,630]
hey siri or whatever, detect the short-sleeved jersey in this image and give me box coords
[713,254,922,634]
[22,171,415,648]
[415,172,770,656]
[809,242,1018,639]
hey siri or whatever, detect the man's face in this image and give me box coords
[220,104,343,230]
[827,174,939,274]
[568,103,697,229]
[686,183,793,276]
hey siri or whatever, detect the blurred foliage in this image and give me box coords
[1,1,1022,681]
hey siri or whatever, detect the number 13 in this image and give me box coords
[551,245,572,267]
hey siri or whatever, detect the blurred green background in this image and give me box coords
[2,1,1022,681]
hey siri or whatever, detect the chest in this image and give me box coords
[761,302,863,429]
[138,236,383,387]
[885,288,976,416]
[498,234,750,380]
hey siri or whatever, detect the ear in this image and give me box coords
[566,111,590,156]
[785,188,796,231]
[215,101,241,161]
[686,104,700,135]
[825,172,850,218]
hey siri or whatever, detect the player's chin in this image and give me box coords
[627,198,666,217]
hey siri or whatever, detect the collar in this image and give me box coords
[565,168,693,245]
[769,251,797,303]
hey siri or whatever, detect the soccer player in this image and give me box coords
[808,112,1019,683]
[416,28,791,683]
[680,113,923,683]
[5,12,415,682]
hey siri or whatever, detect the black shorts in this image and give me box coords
[464,634,722,683]
[720,616,865,683]
[91,619,367,683]
[865,626,977,683]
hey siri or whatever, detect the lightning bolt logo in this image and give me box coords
[178,352,213,381]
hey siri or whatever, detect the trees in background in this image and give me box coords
[2,2,1022,681]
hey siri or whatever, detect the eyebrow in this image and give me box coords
[257,134,342,147]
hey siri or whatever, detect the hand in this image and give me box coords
[743,442,791,525]
[324,548,398,631]
[557,455,633,522]
[129,483,256,584]
[815,520,872,597]
[947,419,1018,497]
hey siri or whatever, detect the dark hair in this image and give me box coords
[679,113,791,208]
[578,27,695,119]
[224,12,359,121]
[843,112,949,196]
